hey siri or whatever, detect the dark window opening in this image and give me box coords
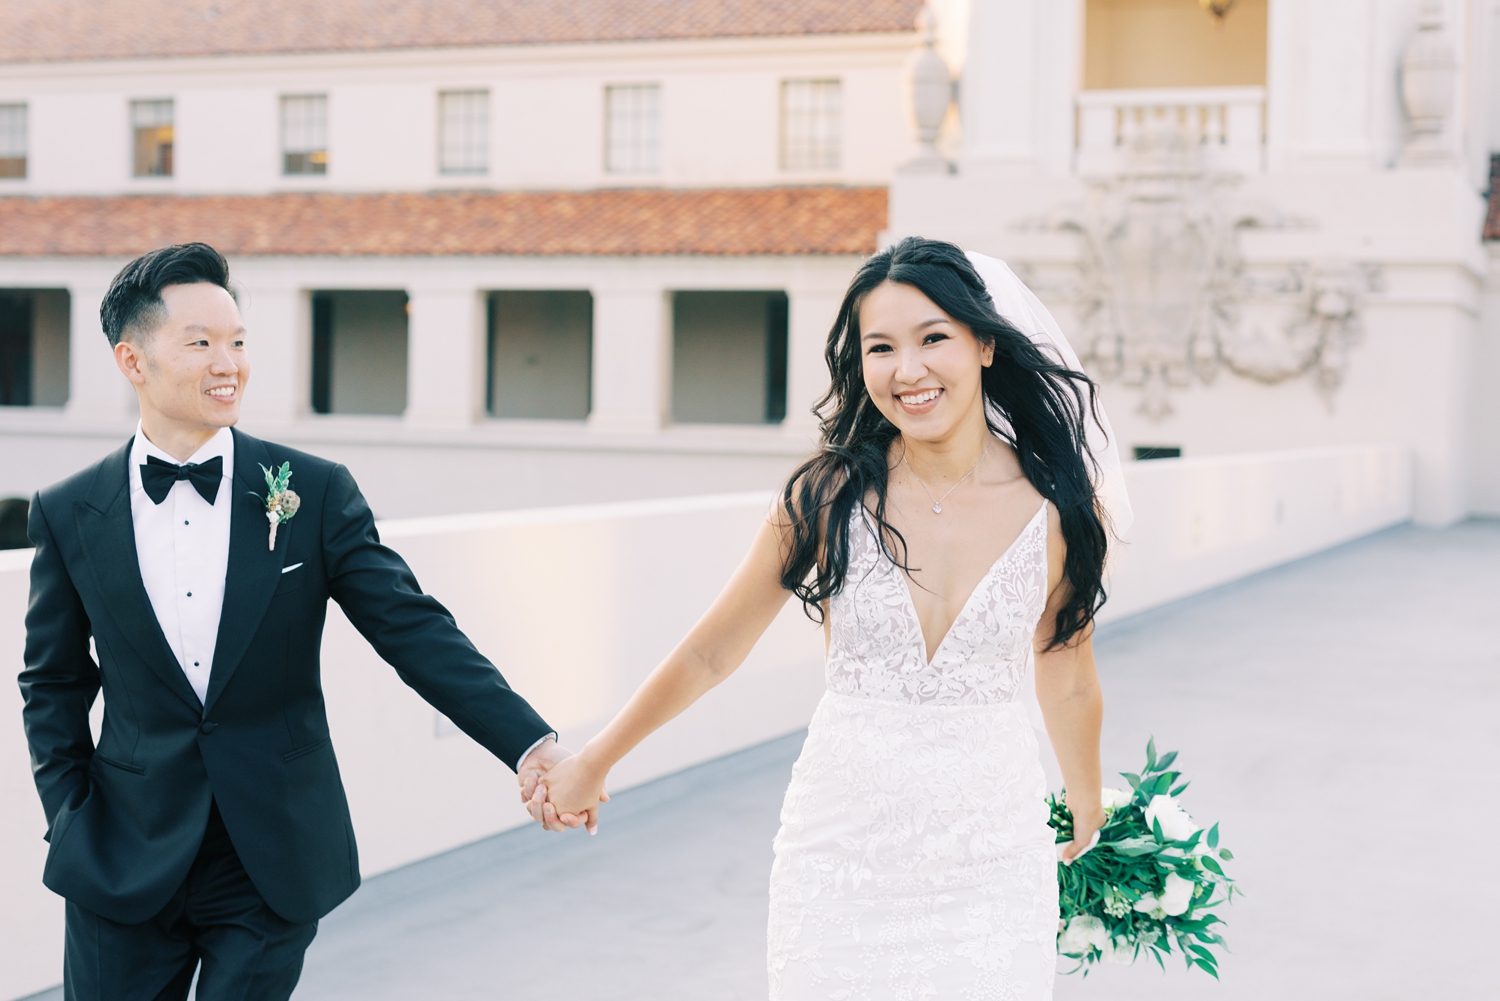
[307,290,409,416]
[671,290,790,425]
[310,292,334,414]
[1133,445,1182,461]
[0,289,68,407]
[0,294,33,406]
[486,291,593,420]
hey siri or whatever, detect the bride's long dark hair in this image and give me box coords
[779,237,1109,650]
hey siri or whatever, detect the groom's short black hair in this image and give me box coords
[100,242,233,347]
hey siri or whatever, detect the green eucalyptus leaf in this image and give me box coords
[1208,823,1220,850]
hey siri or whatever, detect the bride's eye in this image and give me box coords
[867,343,893,354]
[923,332,949,345]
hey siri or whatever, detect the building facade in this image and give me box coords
[0,0,926,516]
[2,0,1498,525]
[891,0,1500,525]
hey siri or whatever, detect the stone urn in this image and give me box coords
[1399,0,1457,166]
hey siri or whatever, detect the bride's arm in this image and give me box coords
[538,516,794,831]
[1034,508,1106,861]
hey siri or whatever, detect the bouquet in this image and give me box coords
[1048,740,1236,977]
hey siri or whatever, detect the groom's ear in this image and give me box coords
[115,338,150,386]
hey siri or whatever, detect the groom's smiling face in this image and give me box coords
[116,282,250,435]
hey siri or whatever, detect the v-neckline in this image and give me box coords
[887,500,1048,669]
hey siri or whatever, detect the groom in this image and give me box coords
[18,243,573,1000]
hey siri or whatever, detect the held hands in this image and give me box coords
[516,738,609,834]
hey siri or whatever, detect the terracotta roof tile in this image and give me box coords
[1486,154,1499,242]
[0,0,922,64]
[0,187,888,257]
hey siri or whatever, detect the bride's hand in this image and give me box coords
[1062,795,1106,865]
[535,752,610,835]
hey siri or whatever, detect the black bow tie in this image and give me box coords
[140,454,224,505]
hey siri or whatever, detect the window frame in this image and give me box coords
[779,78,842,172]
[437,89,490,176]
[0,103,27,180]
[603,82,662,175]
[280,93,329,176]
[130,98,175,178]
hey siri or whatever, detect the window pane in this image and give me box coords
[439,90,489,175]
[671,291,789,425]
[605,84,660,174]
[131,99,174,177]
[281,94,328,175]
[780,79,841,171]
[487,291,592,419]
[0,104,26,179]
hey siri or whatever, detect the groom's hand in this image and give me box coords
[518,738,573,832]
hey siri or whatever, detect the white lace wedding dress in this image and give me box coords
[767,502,1058,1000]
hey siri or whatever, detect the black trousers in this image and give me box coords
[63,802,319,1001]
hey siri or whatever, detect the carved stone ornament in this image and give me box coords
[1399,0,1458,166]
[1026,130,1378,419]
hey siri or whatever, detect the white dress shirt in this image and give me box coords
[128,423,234,705]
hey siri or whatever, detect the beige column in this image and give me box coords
[405,286,486,428]
[236,285,307,429]
[783,288,840,436]
[588,285,670,433]
[64,282,136,424]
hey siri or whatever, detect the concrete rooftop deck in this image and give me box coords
[24,520,1499,1000]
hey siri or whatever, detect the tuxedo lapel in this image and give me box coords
[76,439,204,714]
[203,430,290,713]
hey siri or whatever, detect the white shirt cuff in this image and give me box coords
[515,732,557,771]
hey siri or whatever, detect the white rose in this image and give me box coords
[1133,893,1163,918]
[1143,794,1198,842]
[1100,787,1134,810]
[1057,915,1109,955]
[1159,872,1195,916]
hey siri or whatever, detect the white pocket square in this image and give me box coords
[281,563,303,574]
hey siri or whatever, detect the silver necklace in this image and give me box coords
[902,439,990,514]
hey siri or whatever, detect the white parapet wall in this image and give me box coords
[0,443,1412,999]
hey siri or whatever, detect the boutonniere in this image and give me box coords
[257,462,301,550]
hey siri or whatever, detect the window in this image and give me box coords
[487,291,592,419]
[131,99,174,177]
[0,104,26,179]
[605,84,660,174]
[281,95,328,175]
[1084,0,1267,89]
[780,79,841,171]
[671,291,789,425]
[439,90,489,175]
[0,289,70,407]
[309,291,408,415]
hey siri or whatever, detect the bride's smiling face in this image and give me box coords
[858,281,993,443]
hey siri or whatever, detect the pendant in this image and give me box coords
[932,504,943,514]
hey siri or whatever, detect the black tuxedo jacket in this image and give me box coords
[18,429,552,925]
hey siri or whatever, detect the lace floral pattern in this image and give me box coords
[768,505,1058,1000]
[826,504,1049,708]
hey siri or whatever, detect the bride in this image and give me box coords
[534,237,1129,999]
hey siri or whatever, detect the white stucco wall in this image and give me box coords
[0,33,915,197]
[0,443,1413,1000]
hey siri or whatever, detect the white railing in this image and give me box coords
[1075,86,1266,175]
[0,444,1411,999]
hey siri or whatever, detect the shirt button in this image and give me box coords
[200,721,217,734]
[184,520,189,525]
[186,592,192,597]
[193,661,200,667]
